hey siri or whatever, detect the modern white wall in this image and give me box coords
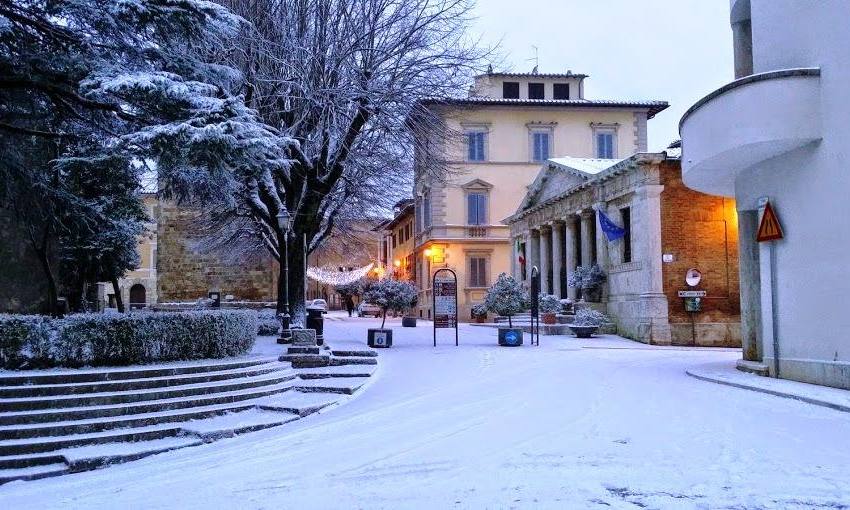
[734,0,850,387]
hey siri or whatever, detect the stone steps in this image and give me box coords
[0,359,285,399]
[0,346,378,484]
[0,365,296,412]
[0,358,278,386]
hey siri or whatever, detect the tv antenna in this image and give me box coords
[527,45,539,74]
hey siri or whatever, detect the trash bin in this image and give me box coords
[306,306,325,346]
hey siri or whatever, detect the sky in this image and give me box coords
[470,0,734,151]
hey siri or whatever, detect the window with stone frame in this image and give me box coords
[466,131,487,162]
[528,124,554,162]
[466,192,487,225]
[592,123,619,159]
[468,256,488,287]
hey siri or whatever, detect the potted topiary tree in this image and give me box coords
[401,293,419,327]
[538,294,562,325]
[568,264,607,303]
[484,273,528,347]
[362,279,418,347]
[568,308,608,338]
[470,303,488,323]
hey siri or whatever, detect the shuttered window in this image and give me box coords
[596,132,615,158]
[468,257,487,287]
[532,131,550,162]
[467,193,487,225]
[467,132,486,161]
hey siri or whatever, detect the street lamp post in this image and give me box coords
[276,207,292,344]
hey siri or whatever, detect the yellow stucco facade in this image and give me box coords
[413,72,668,321]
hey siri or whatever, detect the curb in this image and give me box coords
[685,367,850,414]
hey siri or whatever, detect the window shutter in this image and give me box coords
[478,194,487,224]
[467,133,475,161]
[476,133,485,160]
[541,133,549,160]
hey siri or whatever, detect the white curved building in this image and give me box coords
[680,0,849,389]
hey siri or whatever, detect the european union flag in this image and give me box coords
[597,210,626,241]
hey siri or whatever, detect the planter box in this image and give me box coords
[568,325,599,338]
[401,317,417,328]
[367,328,393,348]
[541,312,557,325]
[498,328,523,347]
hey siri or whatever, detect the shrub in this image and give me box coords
[0,310,257,369]
[538,294,562,314]
[0,314,55,369]
[362,279,418,329]
[257,308,281,336]
[568,264,607,290]
[573,308,608,327]
[470,303,488,319]
[484,273,528,327]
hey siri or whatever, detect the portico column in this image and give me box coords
[529,228,541,283]
[564,216,578,300]
[579,210,594,269]
[539,226,551,295]
[551,221,563,298]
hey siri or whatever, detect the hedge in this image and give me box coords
[0,310,257,369]
[256,308,281,336]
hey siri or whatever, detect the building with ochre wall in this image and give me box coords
[413,71,668,320]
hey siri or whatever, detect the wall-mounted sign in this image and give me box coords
[757,201,784,242]
[678,290,707,298]
[685,268,702,287]
[662,254,674,263]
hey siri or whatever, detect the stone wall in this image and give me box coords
[659,161,741,346]
[156,202,276,302]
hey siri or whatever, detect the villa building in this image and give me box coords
[412,71,668,320]
[506,150,741,346]
[679,0,849,388]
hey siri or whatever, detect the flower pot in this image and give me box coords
[367,328,393,348]
[541,312,557,325]
[568,325,599,338]
[498,328,523,347]
[402,316,417,327]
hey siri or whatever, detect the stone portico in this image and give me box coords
[507,151,742,347]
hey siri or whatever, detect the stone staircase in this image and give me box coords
[0,349,378,484]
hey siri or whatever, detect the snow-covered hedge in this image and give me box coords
[0,310,257,369]
[0,314,54,369]
[257,308,281,336]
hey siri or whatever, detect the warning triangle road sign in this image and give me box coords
[757,202,784,242]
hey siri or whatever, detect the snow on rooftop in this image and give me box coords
[548,157,623,176]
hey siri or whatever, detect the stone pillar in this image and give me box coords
[564,216,578,300]
[510,235,518,280]
[737,209,763,361]
[579,210,594,269]
[529,228,541,283]
[539,226,551,295]
[635,184,670,344]
[551,221,563,298]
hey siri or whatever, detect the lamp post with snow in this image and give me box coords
[276,207,293,344]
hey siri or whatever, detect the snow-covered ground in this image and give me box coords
[2,314,849,509]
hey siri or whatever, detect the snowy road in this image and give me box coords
[2,316,849,509]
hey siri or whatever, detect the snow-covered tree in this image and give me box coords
[484,273,528,328]
[362,279,418,329]
[0,0,285,313]
[183,0,492,324]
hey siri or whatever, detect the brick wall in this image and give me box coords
[156,202,276,302]
[659,161,741,346]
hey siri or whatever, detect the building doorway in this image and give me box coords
[129,284,147,310]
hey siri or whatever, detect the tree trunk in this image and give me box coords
[34,243,59,316]
[286,236,307,326]
[111,277,125,313]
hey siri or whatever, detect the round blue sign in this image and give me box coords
[504,331,519,345]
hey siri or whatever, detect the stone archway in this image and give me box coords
[129,284,147,309]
